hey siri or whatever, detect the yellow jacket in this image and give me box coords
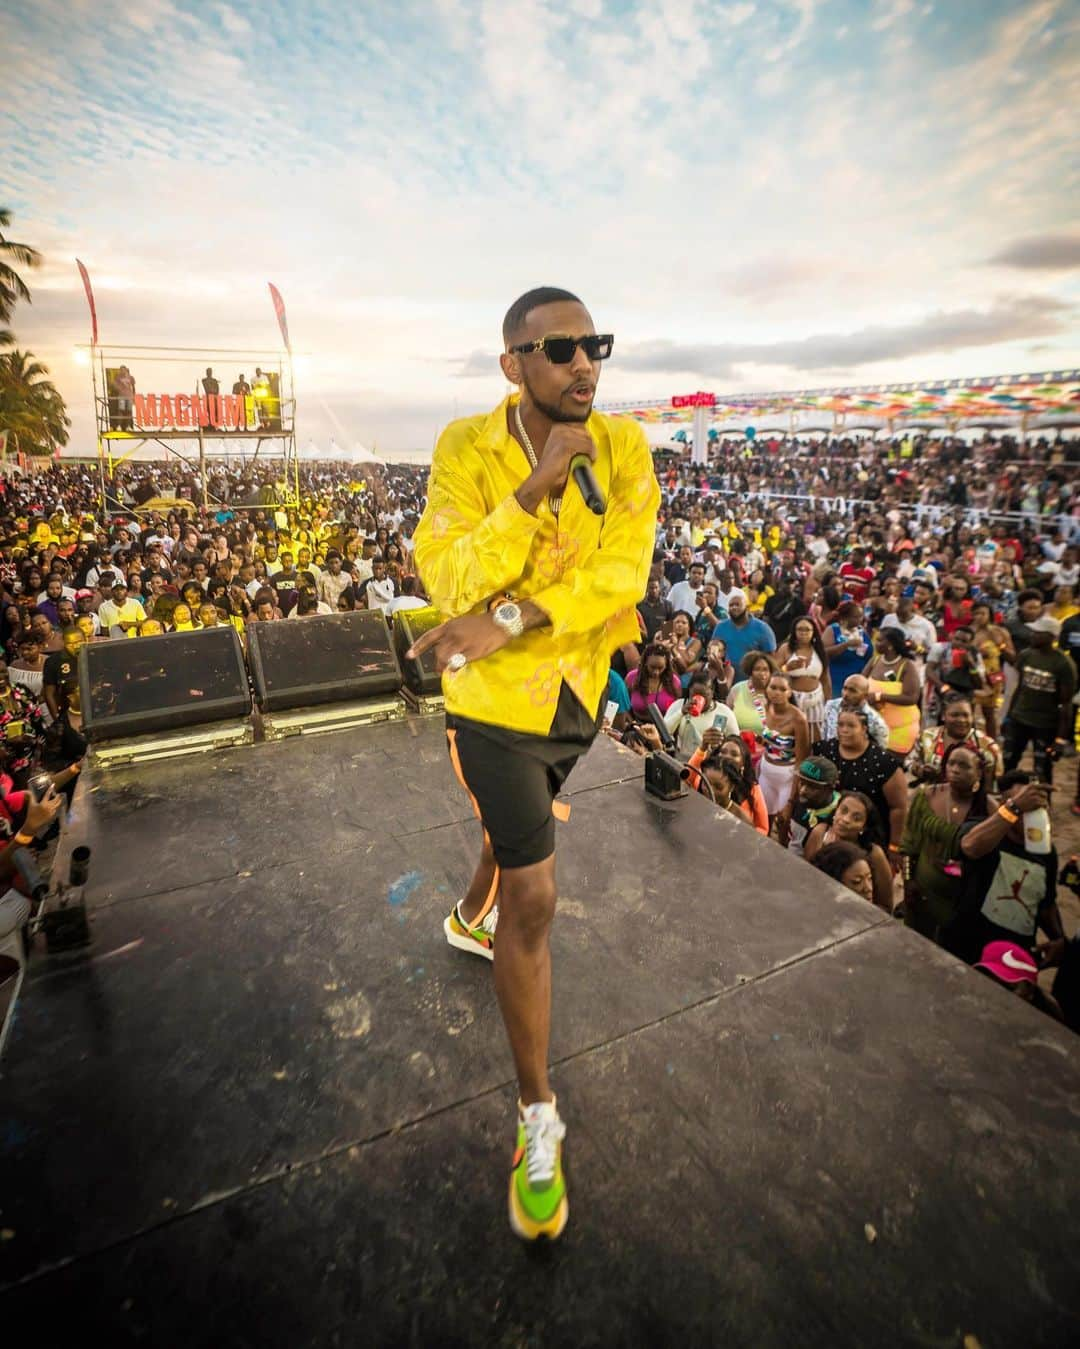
[413,395,660,735]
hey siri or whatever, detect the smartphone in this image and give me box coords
[658,621,675,640]
[603,700,619,725]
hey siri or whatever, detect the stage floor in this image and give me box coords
[1,718,1078,1346]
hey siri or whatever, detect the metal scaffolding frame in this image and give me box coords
[83,342,301,513]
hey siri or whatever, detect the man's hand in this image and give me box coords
[1004,781,1051,814]
[700,726,724,754]
[515,423,596,515]
[406,612,509,671]
[636,722,663,752]
[24,785,62,836]
[1036,937,1066,969]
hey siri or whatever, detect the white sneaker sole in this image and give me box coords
[443,914,494,961]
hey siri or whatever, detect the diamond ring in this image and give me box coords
[446,652,467,672]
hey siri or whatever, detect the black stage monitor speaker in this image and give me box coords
[79,626,250,743]
[246,609,402,713]
[393,606,444,696]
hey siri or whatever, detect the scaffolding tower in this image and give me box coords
[84,342,301,514]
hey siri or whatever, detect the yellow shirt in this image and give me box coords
[413,395,660,735]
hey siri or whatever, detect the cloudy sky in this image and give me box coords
[4,0,1078,455]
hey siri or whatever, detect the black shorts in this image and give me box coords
[446,682,601,870]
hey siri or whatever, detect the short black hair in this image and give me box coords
[502,287,583,346]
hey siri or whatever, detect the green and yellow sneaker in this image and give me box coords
[508,1098,568,1241]
[443,902,497,962]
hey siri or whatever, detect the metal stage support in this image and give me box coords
[84,343,301,515]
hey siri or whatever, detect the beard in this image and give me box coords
[521,371,593,424]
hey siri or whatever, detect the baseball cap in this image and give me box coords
[974,940,1038,986]
[797,756,839,786]
[1028,615,1061,636]
[75,588,93,600]
[726,588,747,603]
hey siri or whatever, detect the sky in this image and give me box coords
[3,0,1079,457]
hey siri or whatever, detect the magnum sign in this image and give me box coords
[133,394,251,431]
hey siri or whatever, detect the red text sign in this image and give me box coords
[133,394,250,430]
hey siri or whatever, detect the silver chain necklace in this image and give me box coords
[514,402,561,516]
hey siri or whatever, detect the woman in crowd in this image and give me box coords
[625,642,681,722]
[1,602,27,663]
[0,656,46,784]
[824,601,872,693]
[761,575,806,648]
[912,694,1003,789]
[899,747,1045,955]
[940,576,974,637]
[692,733,769,834]
[665,610,701,679]
[864,627,921,759]
[700,637,736,704]
[757,672,810,820]
[744,567,773,616]
[698,754,757,828]
[811,840,876,905]
[808,581,842,635]
[970,600,1012,740]
[726,651,775,743]
[181,581,204,615]
[170,603,197,632]
[775,615,831,740]
[813,707,908,852]
[804,791,893,912]
[1050,584,1078,624]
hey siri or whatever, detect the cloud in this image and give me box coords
[454,350,500,378]
[3,0,1078,451]
[719,256,829,300]
[870,0,916,31]
[987,234,1080,270]
[617,296,1073,378]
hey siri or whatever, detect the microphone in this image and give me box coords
[646,701,677,751]
[569,453,606,515]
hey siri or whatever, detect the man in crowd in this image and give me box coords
[710,589,776,668]
[1004,615,1075,783]
[666,560,706,615]
[98,579,143,636]
[317,551,353,609]
[360,558,395,614]
[820,674,889,748]
[636,574,672,642]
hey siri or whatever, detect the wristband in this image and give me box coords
[14,831,34,847]
[887,844,900,854]
[997,804,1019,825]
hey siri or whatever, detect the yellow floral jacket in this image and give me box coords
[413,395,660,735]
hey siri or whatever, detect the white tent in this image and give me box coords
[350,442,384,465]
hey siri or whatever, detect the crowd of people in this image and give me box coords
[608,429,1080,1030]
[1,428,1079,1031]
[0,457,431,960]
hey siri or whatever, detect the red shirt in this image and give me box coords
[839,563,874,603]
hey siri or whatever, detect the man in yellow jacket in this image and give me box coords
[409,287,659,1240]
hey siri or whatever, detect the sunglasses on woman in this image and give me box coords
[508,333,614,364]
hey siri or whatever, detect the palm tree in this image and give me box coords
[0,349,70,455]
[0,207,42,330]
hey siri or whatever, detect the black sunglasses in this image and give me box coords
[508,333,614,364]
